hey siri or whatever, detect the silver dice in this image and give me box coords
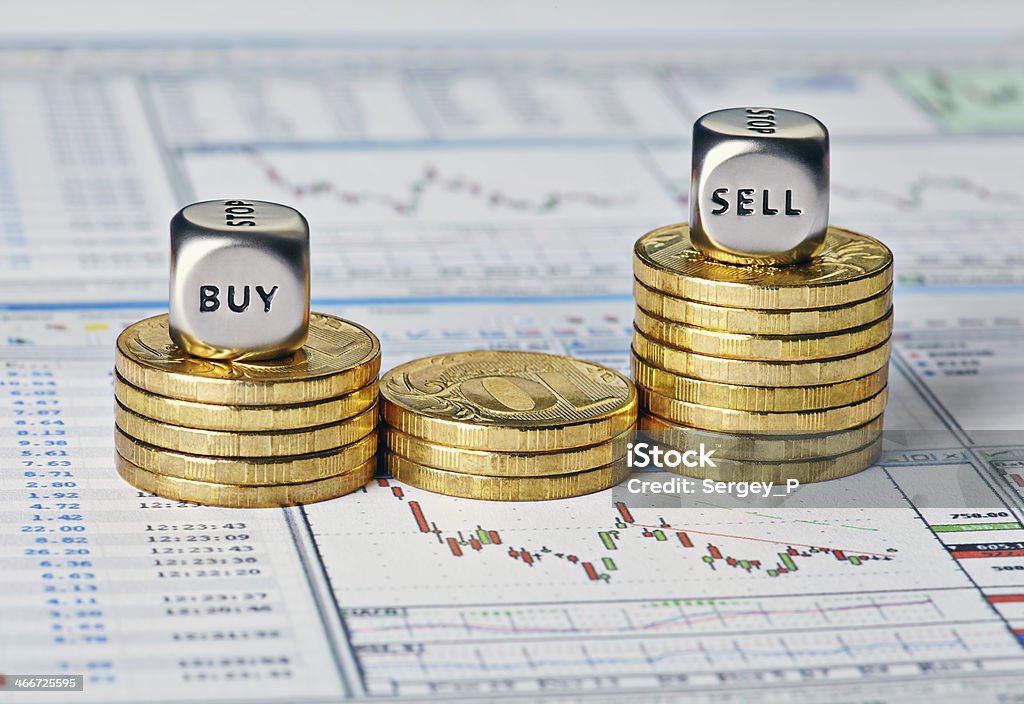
[689,107,829,265]
[169,199,310,361]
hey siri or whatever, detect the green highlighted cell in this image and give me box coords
[895,68,1024,133]
[931,522,1022,533]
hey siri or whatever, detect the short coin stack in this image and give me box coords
[632,223,893,482]
[114,312,382,507]
[380,351,637,500]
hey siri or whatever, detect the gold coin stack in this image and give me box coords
[632,223,893,482]
[113,312,382,507]
[379,351,637,501]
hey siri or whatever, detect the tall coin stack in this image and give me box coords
[379,351,637,500]
[632,108,893,482]
[632,224,892,481]
[114,313,382,507]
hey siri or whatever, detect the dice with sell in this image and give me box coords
[169,199,310,361]
[689,107,829,266]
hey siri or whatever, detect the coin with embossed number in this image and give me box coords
[634,224,893,309]
[385,451,630,501]
[115,313,380,405]
[381,351,637,451]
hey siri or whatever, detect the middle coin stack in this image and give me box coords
[631,223,894,482]
[113,312,382,507]
[380,350,637,501]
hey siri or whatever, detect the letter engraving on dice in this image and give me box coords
[690,108,829,265]
[169,200,310,361]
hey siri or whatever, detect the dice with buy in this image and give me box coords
[169,199,310,361]
[689,107,830,266]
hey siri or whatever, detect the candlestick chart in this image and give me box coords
[305,477,1022,697]
[377,478,894,585]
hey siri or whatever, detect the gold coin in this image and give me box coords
[115,453,375,508]
[639,387,887,434]
[115,313,381,405]
[115,400,377,456]
[383,425,634,477]
[380,350,636,451]
[639,412,884,460]
[634,307,892,361]
[635,279,893,335]
[632,333,890,387]
[114,373,378,431]
[384,452,629,501]
[634,224,893,309]
[647,436,883,483]
[632,355,888,412]
[115,427,378,484]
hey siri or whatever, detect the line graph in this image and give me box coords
[183,146,681,226]
[358,630,978,672]
[244,149,634,215]
[350,619,1021,694]
[831,176,1024,210]
[348,594,945,639]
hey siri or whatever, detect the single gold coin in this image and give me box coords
[115,313,381,405]
[383,425,634,477]
[639,387,887,435]
[634,307,893,361]
[381,350,637,451]
[632,333,891,387]
[652,436,883,483]
[632,355,888,412]
[384,452,629,501]
[114,373,378,431]
[115,427,378,484]
[634,224,893,309]
[639,412,884,460]
[115,453,376,508]
[114,400,377,456]
[633,279,893,335]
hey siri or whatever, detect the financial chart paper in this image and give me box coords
[3,30,1024,704]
